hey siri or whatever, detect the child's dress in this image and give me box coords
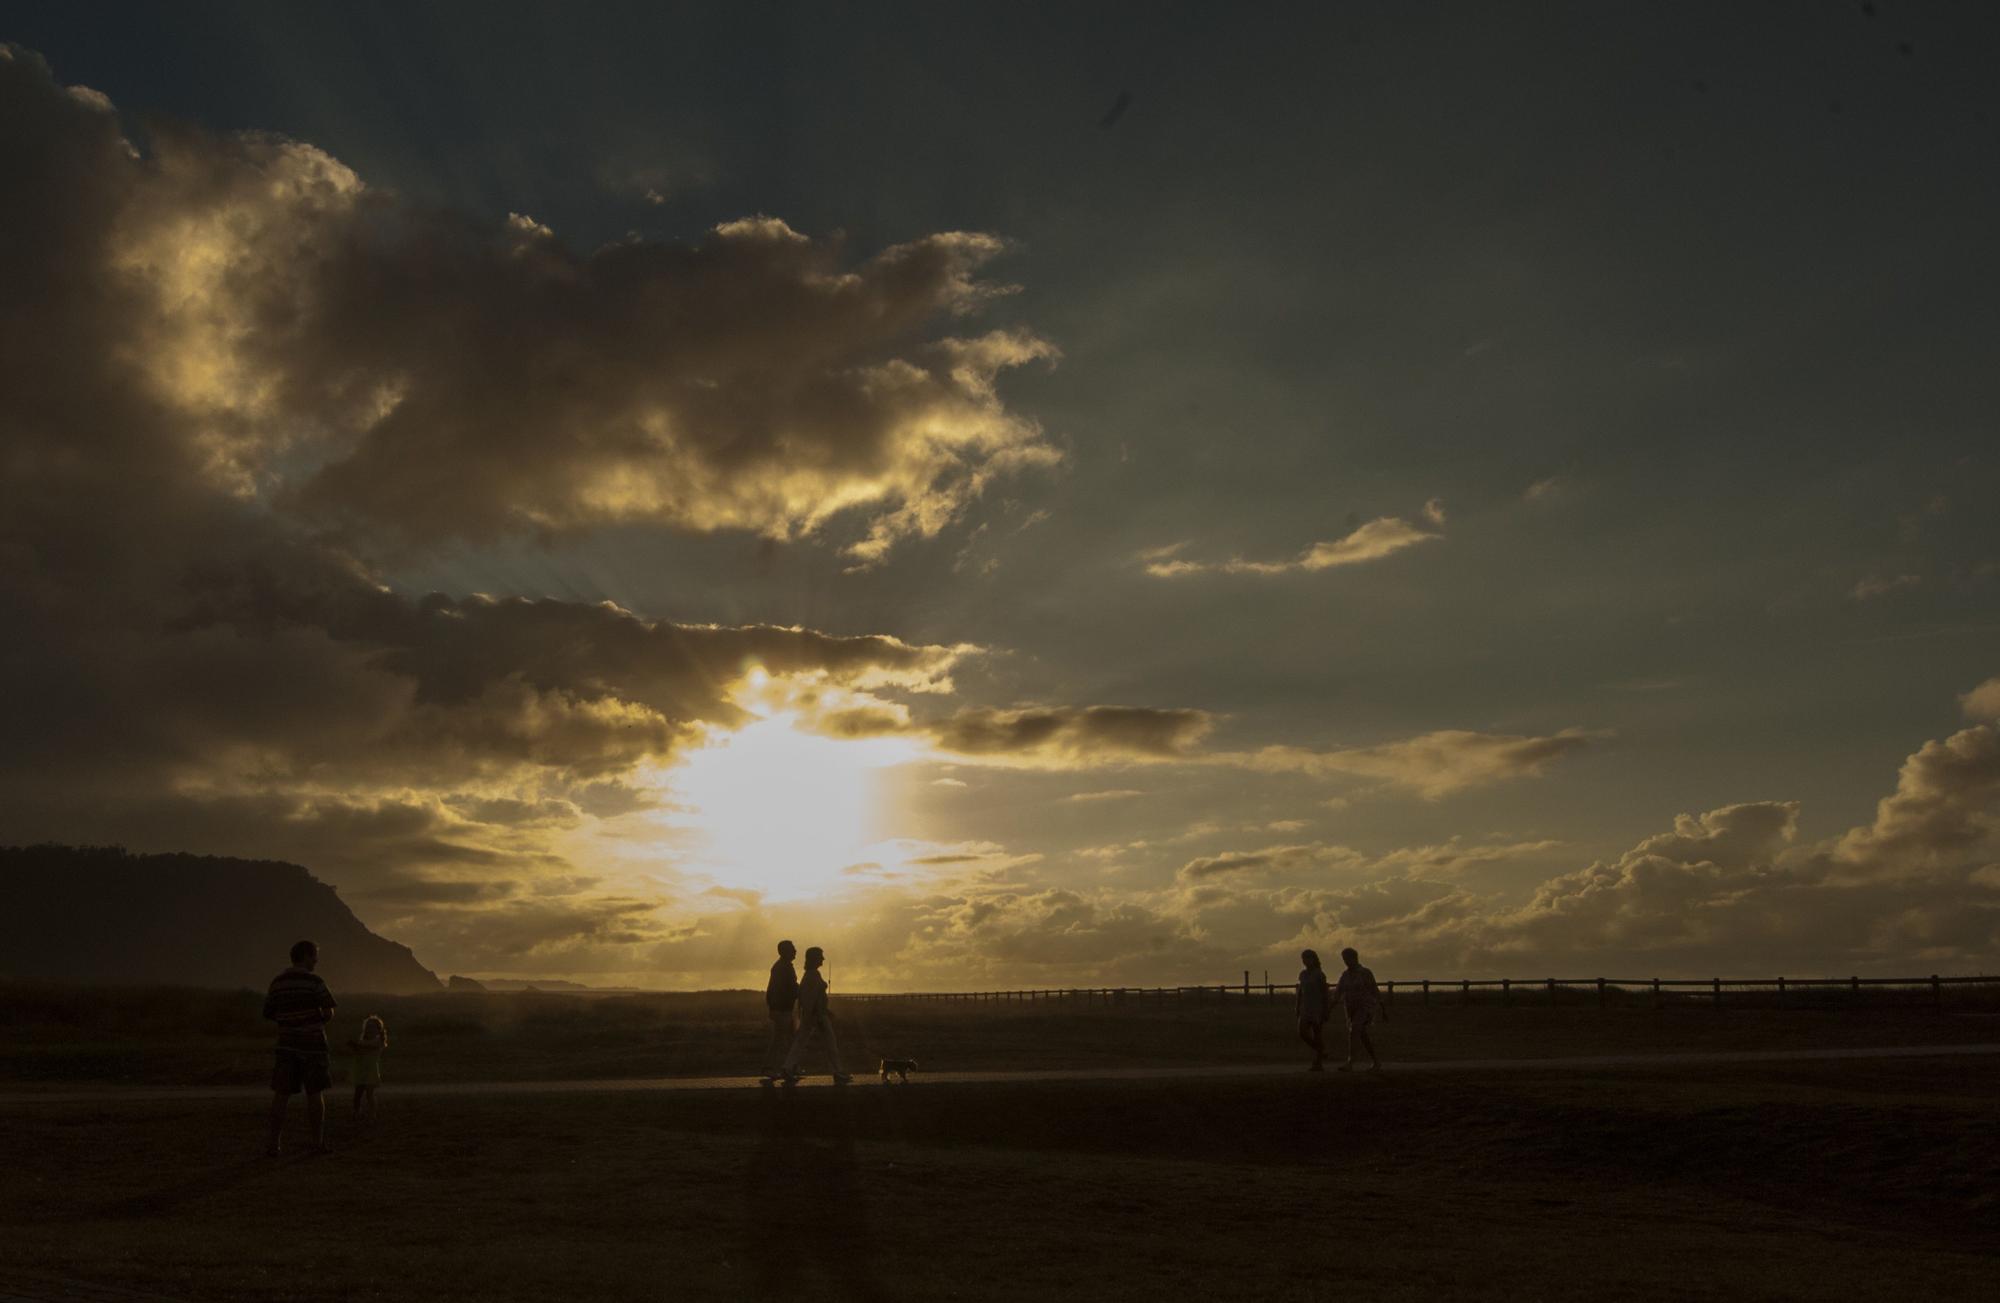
[352,1039,384,1086]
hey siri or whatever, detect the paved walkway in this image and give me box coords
[4,1042,1996,1105]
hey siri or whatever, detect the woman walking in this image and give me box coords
[1296,949,1331,1071]
[780,946,853,1085]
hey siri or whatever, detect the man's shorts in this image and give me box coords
[272,1048,332,1095]
[1344,1003,1377,1031]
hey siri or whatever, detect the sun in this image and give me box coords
[668,707,916,900]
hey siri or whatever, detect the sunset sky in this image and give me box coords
[4,4,1997,987]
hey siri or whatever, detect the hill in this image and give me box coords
[0,844,440,994]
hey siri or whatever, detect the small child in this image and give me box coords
[346,1014,388,1119]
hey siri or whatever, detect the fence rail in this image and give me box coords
[841,973,2000,1011]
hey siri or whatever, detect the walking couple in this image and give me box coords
[1297,946,1385,1072]
[762,939,852,1085]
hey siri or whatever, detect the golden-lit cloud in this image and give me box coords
[1143,507,1442,578]
[1960,676,2000,721]
[4,46,1057,566]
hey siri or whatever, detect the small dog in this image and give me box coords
[878,1057,919,1084]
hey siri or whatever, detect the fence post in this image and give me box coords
[1461,978,1470,1005]
[1932,973,1942,1011]
[1850,975,1860,997]
[1711,977,1722,1010]
[1596,977,1606,1008]
[1423,978,1431,1007]
[1387,980,1395,1005]
[1502,978,1511,1006]
[1777,975,1785,1005]
[1651,977,1661,1009]
[1265,970,1272,1001]
[1547,977,1557,1007]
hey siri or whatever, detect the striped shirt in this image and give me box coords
[263,967,337,1051]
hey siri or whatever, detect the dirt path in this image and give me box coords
[4,1041,1996,1104]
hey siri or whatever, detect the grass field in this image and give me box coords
[4,982,1998,1087]
[3,986,1997,1301]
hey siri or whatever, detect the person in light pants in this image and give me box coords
[781,946,852,1084]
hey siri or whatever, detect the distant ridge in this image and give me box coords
[0,844,441,994]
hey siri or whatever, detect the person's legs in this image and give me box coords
[1355,1025,1380,1069]
[352,1084,365,1118]
[266,1092,289,1155]
[820,1014,846,1078]
[765,1010,795,1076]
[781,1016,817,1075]
[305,1090,327,1149]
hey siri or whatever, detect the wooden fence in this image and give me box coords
[842,973,2000,1011]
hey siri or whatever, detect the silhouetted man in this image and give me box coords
[1334,946,1385,1072]
[264,939,337,1155]
[761,939,799,1082]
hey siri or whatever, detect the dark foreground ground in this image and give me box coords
[5,1055,1999,1301]
[3,987,1997,1300]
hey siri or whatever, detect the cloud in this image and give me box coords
[1178,844,1320,882]
[1216,729,1603,799]
[1960,677,2000,722]
[355,879,520,906]
[1144,512,1441,578]
[1832,724,2000,876]
[0,46,1028,960]
[930,706,1214,764]
[1,45,1056,568]
[1851,574,1922,600]
[1172,835,1555,888]
[1244,721,2000,974]
[1062,789,1146,804]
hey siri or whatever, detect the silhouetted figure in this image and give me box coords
[762,939,800,1083]
[1296,948,1330,1071]
[263,939,337,1155]
[1334,946,1385,1072]
[346,1014,388,1120]
[781,946,851,1085]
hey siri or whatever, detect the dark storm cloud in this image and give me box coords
[930,705,1215,761]
[60,44,1060,563]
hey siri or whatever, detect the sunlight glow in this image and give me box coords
[667,686,920,900]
